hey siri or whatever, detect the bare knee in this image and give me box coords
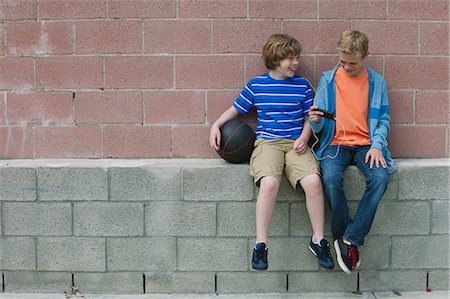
[259,176,280,195]
[300,174,323,194]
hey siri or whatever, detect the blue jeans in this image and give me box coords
[320,145,388,246]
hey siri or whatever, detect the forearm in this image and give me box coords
[212,106,241,129]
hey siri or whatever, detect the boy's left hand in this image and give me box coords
[365,148,387,168]
[293,138,308,154]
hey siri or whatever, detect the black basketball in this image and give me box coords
[217,119,256,164]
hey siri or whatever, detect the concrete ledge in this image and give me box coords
[0,159,448,294]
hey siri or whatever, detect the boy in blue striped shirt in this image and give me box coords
[210,34,334,270]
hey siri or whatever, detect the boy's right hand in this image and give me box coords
[308,105,322,123]
[209,124,221,151]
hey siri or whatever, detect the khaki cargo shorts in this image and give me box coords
[249,138,320,189]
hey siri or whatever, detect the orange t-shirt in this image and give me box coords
[331,67,371,146]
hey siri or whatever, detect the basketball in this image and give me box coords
[217,119,256,164]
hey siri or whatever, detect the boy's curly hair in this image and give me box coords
[337,30,369,59]
[262,34,302,70]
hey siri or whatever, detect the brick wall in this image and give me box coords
[0,0,448,159]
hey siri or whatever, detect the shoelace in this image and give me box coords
[348,245,359,270]
[319,243,332,258]
[255,247,266,260]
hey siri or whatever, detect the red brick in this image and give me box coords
[144,20,210,54]
[284,20,350,54]
[0,58,34,90]
[420,22,449,55]
[7,21,72,55]
[207,90,241,123]
[179,0,246,18]
[176,56,244,89]
[250,0,316,18]
[172,125,215,158]
[319,0,386,19]
[0,24,5,55]
[76,20,141,54]
[75,91,142,125]
[35,126,102,158]
[353,21,418,54]
[0,126,33,158]
[389,126,447,158]
[103,126,171,158]
[105,56,173,89]
[36,56,103,89]
[388,0,449,21]
[0,93,5,124]
[385,56,449,89]
[144,91,205,124]
[39,0,105,19]
[108,0,176,18]
[388,91,414,124]
[0,0,36,20]
[416,91,450,124]
[213,20,280,53]
[244,55,268,82]
[7,92,73,125]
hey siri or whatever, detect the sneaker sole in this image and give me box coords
[334,239,352,274]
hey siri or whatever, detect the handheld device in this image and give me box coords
[316,107,335,120]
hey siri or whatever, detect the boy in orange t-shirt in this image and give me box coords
[309,30,396,274]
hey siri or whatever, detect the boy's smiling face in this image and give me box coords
[338,52,367,78]
[270,55,300,80]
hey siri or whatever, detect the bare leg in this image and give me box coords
[255,176,280,244]
[299,173,325,243]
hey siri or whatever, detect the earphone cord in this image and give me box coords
[310,117,346,161]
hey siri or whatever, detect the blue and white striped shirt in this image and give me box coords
[233,73,313,140]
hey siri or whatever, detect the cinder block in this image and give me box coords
[74,272,143,294]
[343,166,398,201]
[0,237,35,270]
[392,236,449,269]
[358,236,391,270]
[217,202,289,237]
[289,202,331,237]
[371,202,430,235]
[3,271,71,293]
[145,272,214,294]
[251,237,318,271]
[110,167,181,201]
[360,270,425,291]
[432,201,449,234]
[38,167,108,201]
[289,272,356,293]
[0,168,36,201]
[398,166,449,200]
[37,237,106,271]
[107,237,176,271]
[430,269,450,289]
[177,238,248,271]
[74,202,144,236]
[217,272,286,294]
[3,202,71,236]
[183,166,253,201]
[146,202,216,236]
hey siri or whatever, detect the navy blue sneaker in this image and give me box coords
[309,237,334,269]
[252,243,268,270]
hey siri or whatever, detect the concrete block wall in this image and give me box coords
[0,0,449,160]
[0,159,448,294]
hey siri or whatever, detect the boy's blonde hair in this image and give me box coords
[262,34,302,70]
[337,30,369,59]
